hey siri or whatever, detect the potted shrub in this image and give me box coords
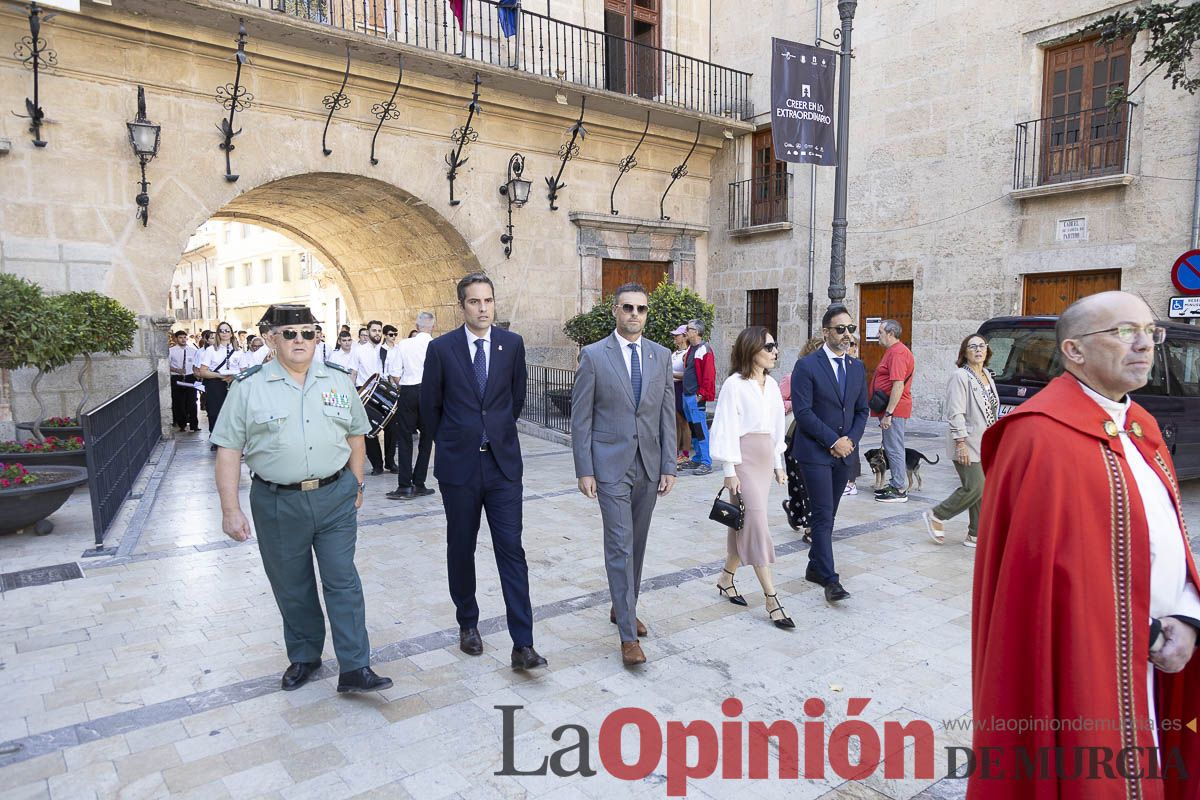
[63,291,138,421]
[0,435,87,467]
[16,416,82,439]
[0,275,56,437]
[0,461,88,536]
[562,279,715,351]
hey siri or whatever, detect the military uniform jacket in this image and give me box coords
[210,358,369,485]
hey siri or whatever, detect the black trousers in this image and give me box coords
[441,449,533,647]
[170,376,198,430]
[799,458,851,586]
[394,385,432,489]
[365,433,382,471]
[203,378,229,434]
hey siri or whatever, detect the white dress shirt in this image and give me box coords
[709,374,788,477]
[466,327,491,374]
[328,346,357,372]
[191,346,211,376]
[199,343,239,376]
[823,344,850,394]
[168,344,197,376]
[614,331,643,378]
[389,331,433,385]
[351,342,383,386]
[1079,382,1200,743]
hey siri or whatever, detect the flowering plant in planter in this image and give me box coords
[0,462,38,489]
[0,436,85,454]
[42,416,79,427]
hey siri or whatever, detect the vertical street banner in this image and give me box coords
[771,38,837,165]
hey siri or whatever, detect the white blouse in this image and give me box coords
[709,374,787,477]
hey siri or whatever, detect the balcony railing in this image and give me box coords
[728,173,791,230]
[1013,102,1134,190]
[243,0,751,119]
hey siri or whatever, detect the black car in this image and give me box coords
[977,316,1200,480]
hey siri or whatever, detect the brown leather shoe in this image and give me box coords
[621,640,647,666]
[610,607,648,637]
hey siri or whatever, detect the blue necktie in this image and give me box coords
[474,339,488,446]
[835,356,846,401]
[628,342,642,406]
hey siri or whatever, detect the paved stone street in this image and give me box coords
[2,422,1198,800]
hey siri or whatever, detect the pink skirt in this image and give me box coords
[727,433,776,567]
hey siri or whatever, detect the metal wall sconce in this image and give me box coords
[498,153,531,259]
[127,86,161,227]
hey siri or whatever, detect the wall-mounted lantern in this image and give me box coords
[126,86,161,227]
[498,153,531,258]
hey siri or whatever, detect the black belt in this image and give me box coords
[253,467,344,492]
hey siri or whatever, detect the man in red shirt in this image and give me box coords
[871,319,914,502]
[680,319,716,475]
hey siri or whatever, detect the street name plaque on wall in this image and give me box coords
[1056,217,1088,242]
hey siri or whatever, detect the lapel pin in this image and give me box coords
[498,344,503,351]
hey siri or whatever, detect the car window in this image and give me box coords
[1166,337,1200,397]
[983,327,1063,386]
[1138,348,1168,395]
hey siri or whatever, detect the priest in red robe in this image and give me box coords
[970,291,1200,799]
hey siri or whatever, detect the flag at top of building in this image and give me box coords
[498,0,520,37]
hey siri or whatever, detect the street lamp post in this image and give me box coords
[828,0,857,309]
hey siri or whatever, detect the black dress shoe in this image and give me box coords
[511,646,548,671]
[281,660,322,691]
[386,486,415,500]
[413,485,436,497]
[825,582,850,603]
[336,666,393,693]
[370,467,384,476]
[386,465,399,474]
[459,627,483,656]
[804,569,826,587]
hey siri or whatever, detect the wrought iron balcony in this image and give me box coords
[728,173,791,230]
[1013,102,1135,190]
[244,0,751,119]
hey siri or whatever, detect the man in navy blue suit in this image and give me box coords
[420,272,546,671]
[790,305,868,603]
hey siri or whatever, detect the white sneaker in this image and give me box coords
[843,483,857,496]
[922,510,945,545]
[963,535,977,549]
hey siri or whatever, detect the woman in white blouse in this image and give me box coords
[194,322,241,449]
[709,327,794,629]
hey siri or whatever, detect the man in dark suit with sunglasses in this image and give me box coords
[789,305,868,603]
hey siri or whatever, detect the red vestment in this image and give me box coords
[970,374,1200,799]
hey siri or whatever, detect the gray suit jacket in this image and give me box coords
[571,333,677,483]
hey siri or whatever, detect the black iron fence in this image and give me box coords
[728,173,791,229]
[82,372,162,546]
[1014,102,1134,190]
[522,363,574,435]
[243,0,751,119]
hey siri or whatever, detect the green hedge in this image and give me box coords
[562,278,715,351]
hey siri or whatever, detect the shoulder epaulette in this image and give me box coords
[234,365,263,381]
[325,360,352,374]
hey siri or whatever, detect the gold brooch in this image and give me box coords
[1130,421,1143,438]
[1104,420,1119,438]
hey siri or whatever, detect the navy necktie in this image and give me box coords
[835,356,846,401]
[628,342,642,406]
[474,339,488,446]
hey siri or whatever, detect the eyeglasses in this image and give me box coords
[763,342,779,352]
[1078,324,1166,345]
[279,329,317,341]
[966,343,988,351]
[619,303,649,315]
[824,324,857,335]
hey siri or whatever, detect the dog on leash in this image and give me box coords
[864,447,940,491]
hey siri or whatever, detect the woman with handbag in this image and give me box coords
[709,326,794,629]
[923,334,998,548]
[779,336,823,539]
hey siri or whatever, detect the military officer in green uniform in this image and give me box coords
[212,304,393,694]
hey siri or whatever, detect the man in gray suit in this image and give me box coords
[571,283,677,666]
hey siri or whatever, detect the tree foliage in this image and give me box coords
[1082,1,1200,106]
[562,279,715,350]
[67,291,138,356]
[0,274,55,371]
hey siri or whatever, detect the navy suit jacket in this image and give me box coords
[420,325,526,485]
[789,349,869,465]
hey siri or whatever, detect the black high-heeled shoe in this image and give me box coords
[716,569,748,606]
[765,592,795,629]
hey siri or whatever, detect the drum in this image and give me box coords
[356,373,401,438]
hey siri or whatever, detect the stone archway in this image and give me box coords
[208,172,479,326]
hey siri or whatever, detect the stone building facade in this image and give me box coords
[706,0,1200,418]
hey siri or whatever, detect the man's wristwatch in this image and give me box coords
[357,481,366,493]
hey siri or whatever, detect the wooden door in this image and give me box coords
[602,259,669,298]
[1040,38,1130,184]
[1022,269,1121,315]
[857,282,913,384]
[751,128,789,226]
[604,0,659,98]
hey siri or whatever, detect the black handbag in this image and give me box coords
[868,389,889,414]
[709,487,745,531]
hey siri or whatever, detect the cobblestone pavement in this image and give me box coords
[2,420,1198,799]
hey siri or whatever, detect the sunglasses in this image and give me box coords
[825,324,857,335]
[619,303,649,315]
[763,342,779,352]
[385,332,397,337]
[279,329,317,341]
